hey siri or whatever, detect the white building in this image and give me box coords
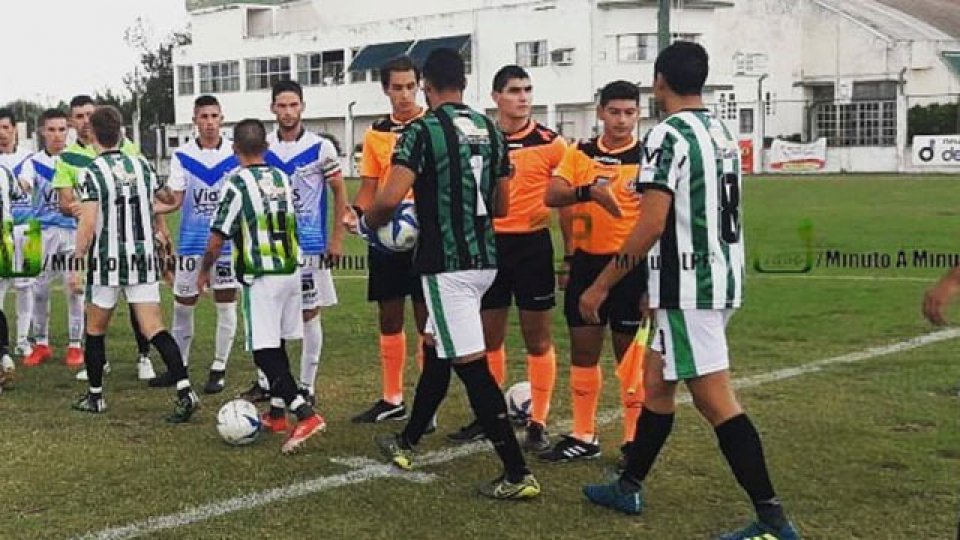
[172,0,960,173]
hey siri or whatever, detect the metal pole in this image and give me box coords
[757,74,768,174]
[658,0,671,52]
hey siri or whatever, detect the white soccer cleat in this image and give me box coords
[1,354,15,388]
[137,356,156,381]
[75,362,112,382]
[14,342,32,358]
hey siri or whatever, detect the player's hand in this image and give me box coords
[326,240,343,266]
[579,284,608,325]
[342,206,360,235]
[639,292,651,325]
[69,270,85,295]
[197,269,211,296]
[67,201,82,218]
[18,180,31,195]
[590,184,623,218]
[923,275,959,325]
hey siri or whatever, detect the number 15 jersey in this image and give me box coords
[635,109,744,310]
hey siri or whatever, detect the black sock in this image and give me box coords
[253,346,310,417]
[0,310,9,356]
[620,407,675,490]
[150,331,188,391]
[401,344,451,448]
[453,358,529,483]
[129,309,150,356]
[715,414,787,529]
[84,334,106,391]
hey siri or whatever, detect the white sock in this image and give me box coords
[300,315,322,392]
[172,302,195,367]
[214,301,237,369]
[68,290,84,346]
[32,278,51,346]
[16,287,33,347]
[257,369,270,391]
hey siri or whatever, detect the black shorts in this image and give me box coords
[481,229,556,312]
[564,250,647,334]
[367,246,424,302]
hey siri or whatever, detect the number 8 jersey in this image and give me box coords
[636,109,744,310]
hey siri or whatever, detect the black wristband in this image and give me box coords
[574,185,592,202]
[351,205,364,219]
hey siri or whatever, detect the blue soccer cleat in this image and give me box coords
[717,520,801,540]
[582,480,643,515]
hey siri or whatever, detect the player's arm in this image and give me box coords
[354,130,381,211]
[53,159,78,217]
[493,175,511,218]
[156,153,186,214]
[364,165,415,229]
[200,183,240,293]
[328,171,348,258]
[923,265,960,325]
[154,191,184,214]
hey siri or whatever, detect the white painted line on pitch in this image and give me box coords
[75,328,960,540]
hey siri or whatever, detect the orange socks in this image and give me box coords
[620,375,644,443]
[487,345,507,387]
[527,347,556,426]
[570,365,602,442]
[380,332,406,405]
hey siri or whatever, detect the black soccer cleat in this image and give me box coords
[239,381,271,403]
[522,421,551,453]
[203,370,226,395]
[166,391,200,424]
[446,419,486,443]
[351,399,407,423]
[537,434,601,463]
[148,370,177,388]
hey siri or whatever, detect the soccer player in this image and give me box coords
[0,108,37,359]
[0,163,25,388]
[20,109,85,368]
[242,80,345,415]
[580,43,800,540]
[539,80,646,463]
[203,118,325,454]
[152,95,239,394]
[54,95,156,382]
[351,56,429,424]
[362,48,540,499]
[70,106,199,423]
[447,65,565,451]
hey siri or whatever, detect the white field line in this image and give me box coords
[75,328,960,540]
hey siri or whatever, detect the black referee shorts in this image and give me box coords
[367,246,424,303]
[481,229,556,312]
[563,250,647,334]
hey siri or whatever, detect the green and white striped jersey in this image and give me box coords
[78,151,164,287]
[636,109,744,310]
[210,165,299,282]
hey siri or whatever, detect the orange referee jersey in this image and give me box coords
[494,121,566,234]
[360,111,426,191]
[554,137,642,255]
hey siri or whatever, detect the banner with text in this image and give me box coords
[912,135,960,166]
[770,138,827,172]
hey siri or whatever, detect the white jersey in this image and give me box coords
[636,109,744,310]
[266,129,341,255]
[0,147,34,223]
[168,138,239,256]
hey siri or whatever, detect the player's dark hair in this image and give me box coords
[194,94,221,110]
[422,48,466,93]
[69,95,95,110]
[0,108,15,126]
[492,65,530,93]
[90,106,124,148]
[233,118,268,156]
[599,80,640,107]
[379,55,420,90]
[654,41,709,96]
[271,80,303,103]
[39,108,68,126]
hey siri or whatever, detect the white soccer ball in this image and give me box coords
[216,399,262,446]
[374,202,419,253]
[505,381,532,423]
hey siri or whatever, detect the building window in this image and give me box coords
[617,34,655,63]
[177,66,194,96]
[516,40,548,68]
[199,61,240,93]
[461,41,473,74]
[813,100,897,146]
[297,53,323,86]
[739,108,754,134]
[322,50,345,85]
[348,48,367,83]
[246,56,291,91]
[852,81,897,101]
[296,51,345,86]
[717,92,738,121]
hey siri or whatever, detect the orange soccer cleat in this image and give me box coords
[64,346,85,368]
[23,345,53,367]
[281,414,326,454]
[260,412,289,434]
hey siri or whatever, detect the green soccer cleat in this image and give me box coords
[375,433,414,470]
[477,473,541,500]
[166,391,200,424]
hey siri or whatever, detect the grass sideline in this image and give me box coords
[0,174,957,539]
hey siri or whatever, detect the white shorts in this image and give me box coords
[36,228,76,287]
[89,282,161,310]
[300,255,337,310]
[173,254,237,297]
[421,269,497,359]
[242,272,304,351]
[0,224,40,291]
[651,309,735,382]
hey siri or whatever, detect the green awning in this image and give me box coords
[348,41,413,72]
[407,35,471,67]
[943,51,960,78]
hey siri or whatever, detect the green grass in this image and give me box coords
[1,174,959,539]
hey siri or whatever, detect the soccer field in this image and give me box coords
[1,174,958,539]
